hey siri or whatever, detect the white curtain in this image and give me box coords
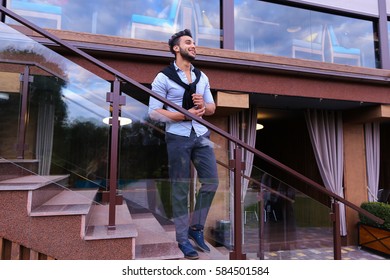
[36,103,55,175]
[305,109,347,236]
[228,107,257,244]
[229,106,257,199]
[364,122,380,202]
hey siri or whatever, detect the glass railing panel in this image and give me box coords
[118,90,231,258]
[243,165,333,260]
[0,21,117,259]
[116,91,169,219]
[0,22,112,190]
[117,96,339,260]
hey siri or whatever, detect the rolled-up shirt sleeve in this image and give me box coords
[200,73,214,104]
[149,73,166,112]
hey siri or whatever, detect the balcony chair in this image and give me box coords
[292,25,326,61]
[378,188,383,201]
[244,188,277,224]
[7,0,62,29]
[327,25,361,66]
[130,0,182,39]
[378,188,390,203]
[192,1,222,46]
[244,188,259,224]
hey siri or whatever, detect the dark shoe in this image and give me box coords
[178,241,199,260]
[188,225,210,253]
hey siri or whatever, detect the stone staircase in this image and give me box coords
[125,201,228,260]
[0,158,137,259]
[0,159,229,260]
[0,179,137,259]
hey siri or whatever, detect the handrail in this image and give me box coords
[1,3,383,254]
[0,59,67,80]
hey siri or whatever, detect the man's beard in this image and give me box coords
[179,47,195,62]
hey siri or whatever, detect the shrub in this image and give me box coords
[359,202,390,230]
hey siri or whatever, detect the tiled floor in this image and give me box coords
[242,223,388,260]
[123,184,388,260]
[204,242,387,260]
[256,246,387,260]
[172,220,388,260]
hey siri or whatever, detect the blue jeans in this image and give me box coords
[166,130,219,243]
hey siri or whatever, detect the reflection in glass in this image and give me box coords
[388,22,390,60]
[6,0,378,67]
[234,0,376,68]
[128,0,221,47]
[6,0,63,29]
[243,166,332,259]
[0,22,111,189]
[5,0,221,48]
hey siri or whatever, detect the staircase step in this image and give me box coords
[84,204,137,240]
[0,175,68,191]
[131,213,229,260]
[190,241,230,260]
[30,189,97,216]
[132,213,183,260]
[0,159,38,181]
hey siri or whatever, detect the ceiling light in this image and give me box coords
[103,117,132,126]
[0,92,9,100]
[256,123,264,130]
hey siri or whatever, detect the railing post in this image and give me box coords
[229,146,246,260]
[106,78,125,230]
[331,200,342,259]
[16,66,32,159]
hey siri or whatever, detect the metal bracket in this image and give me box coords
[106,92,126,106]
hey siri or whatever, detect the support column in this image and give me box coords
[343,122,368,245]
[16,66,32,159]
[378,0,390,69]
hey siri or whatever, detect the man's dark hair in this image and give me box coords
[168,29,192,54]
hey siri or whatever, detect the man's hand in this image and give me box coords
[188,106,206,117]
[191,93,215,116]
[192,93,204,109]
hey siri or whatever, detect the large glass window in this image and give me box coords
[5,0,221,47]
[234,0,377,68]
[5,0,378,67]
